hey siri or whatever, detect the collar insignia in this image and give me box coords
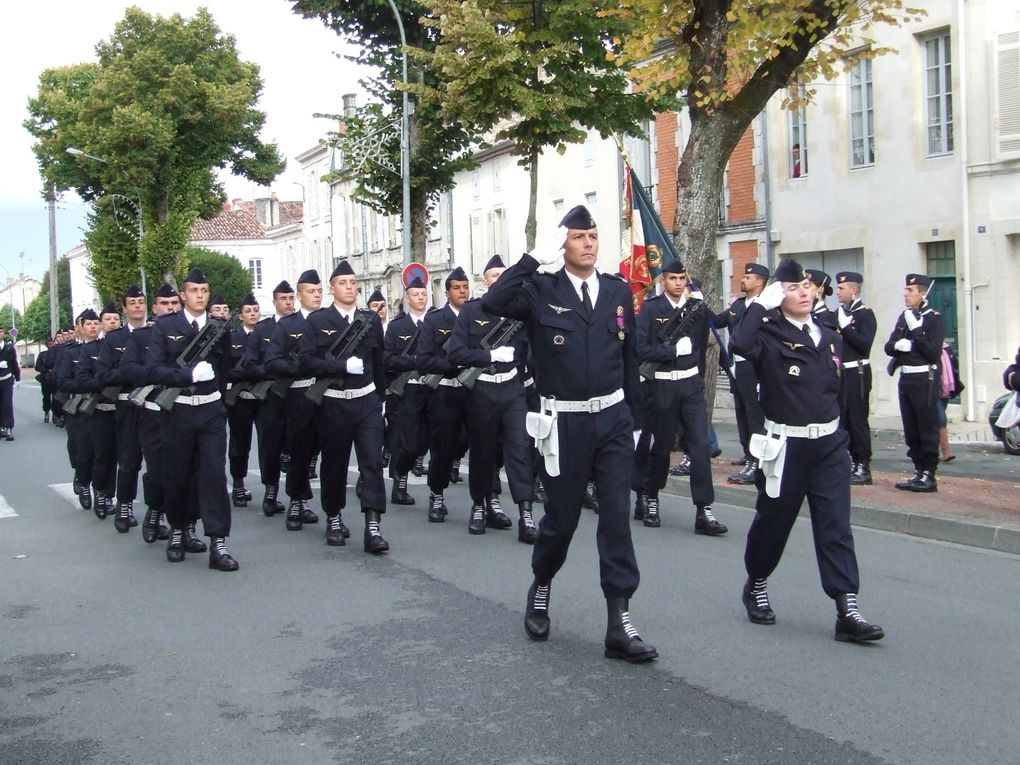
[231,344,242,350]
[398,335,411,341]
[655,317,670,324]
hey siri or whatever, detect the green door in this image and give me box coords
[925,275,959,403]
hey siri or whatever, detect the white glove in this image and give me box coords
[0,361,7,369]
[894,338,913,353]
[191,360,215,383]
[675,337,693,356]
[528,226,567,266]
[756,281,786,310]
[689,290,704,301]
[345,356,365,375]
[633,430,642,448]
[903,309,922,331]
[489,346,515,363]
[837,307,852,329]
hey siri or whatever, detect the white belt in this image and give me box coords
[653,368,699,381]
[174,391,222,406]
[143,401,161,412]
[523,377,535,387]
[763,417,839,439]
[732,354,746,363]
[901,364,936,374]
[438,378,463,388]
[843,360,870,369]
[0,373,11,382]
[322,383,375,400]
[477,369,518,384]
[238,391,259,400]
[542,388,624,414]
[118,393,132,401]
[406,378,424,386]
[290,378,315,388]
[95,403,116,412]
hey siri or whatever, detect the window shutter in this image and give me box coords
[997,31,1020,156]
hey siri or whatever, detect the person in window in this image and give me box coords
[791,144,803,178]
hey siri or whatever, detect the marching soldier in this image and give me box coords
[299,261,389,552]
[146,267,238,570]
[731,258,884,643]
[36,338,56,424]
[55,310,99,510]
[0,324,19,441]
[714,263,769,484]
[634,258,726,536]
[209,295,230,320]
[834,272,877,485]
[264,270,322,531]
[368,287,393,468]
[483,204,657,663]
[78,302,122,519]
[884,274,944,493]
[448,254,537,543]
[225,293,261,507]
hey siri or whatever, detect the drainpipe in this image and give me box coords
[957,0,976,422]
[760,111,775,270]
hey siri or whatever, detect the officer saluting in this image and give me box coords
[483,204,656,663]
[731,258,883,643]
[834,272,877,485]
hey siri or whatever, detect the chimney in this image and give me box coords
[342,93,358,118]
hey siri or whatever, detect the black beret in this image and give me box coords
[297,269,321,286]
[405,277,426,291]
[241,292,258,307]
[661,257,686,275]
[182,267,207,285]
[123,284,144,299]
[744,263,770,279]
[445,267,469,288]
[774,258,807,283]
[99,301,119,319]
[559,205,596,230]
[210,294,228,307]
[156,283,178,299]
[77,308,99,323]
[367,288,385,304]
[805,269,833,296]
[905,273,933,288]
[835,271,863,285]
[330,261,355,280]
[273,280,294,295]
[484,255,505,272]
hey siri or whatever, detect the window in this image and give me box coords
[925,240,956,276]
[369,209,380,251]
[848,58,875,167]
[996,31,1020,155]
[788,85,808,177]
[924,32,953,156]
[248,258,262,290]
[471,171,481,199]
[553,199,564,216]
[493,160,502,191]
[584,192,598,219]
[488,207,508,260]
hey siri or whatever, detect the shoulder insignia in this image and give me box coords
[788,365,801,377]
[603,272,624,282]
[474,319,490,326]
[548,304,572,314]
[321,329,338,336]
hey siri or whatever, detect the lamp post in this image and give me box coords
[385,0,412,266]
[65,147,147,296]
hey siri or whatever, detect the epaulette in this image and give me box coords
[256,316,275,325]
[603,272,625,282]
[644,293,663,302]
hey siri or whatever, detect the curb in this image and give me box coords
[663,476,1020,556]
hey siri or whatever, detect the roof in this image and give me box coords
[189,198,304,241]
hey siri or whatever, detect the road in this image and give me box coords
[2,386,1018,764]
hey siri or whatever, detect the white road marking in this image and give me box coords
[50,483,81,509]
[0,494,17,518]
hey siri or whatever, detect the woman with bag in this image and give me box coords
[938,342,965,462]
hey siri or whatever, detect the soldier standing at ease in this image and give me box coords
[225,293,261,507]
[731,258,883,643]
[834,272,877,485]
[884,274,944,493]
[805,269,837,330]
[0,325,20,441]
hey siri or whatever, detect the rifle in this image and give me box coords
[305,308,381,405]
[386,323,423,397]
[455,318,525,390]
[639,290,715,380]
[81,383,124,413]
[65,393,86,414]
[709,323,737,387]
[419,336,454,389]
[153,310,239,411]
[127,384,157,407]
[887,279,935,376]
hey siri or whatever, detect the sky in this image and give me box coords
[0,0,372,282]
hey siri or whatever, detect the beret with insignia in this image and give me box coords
[559,204,596,230]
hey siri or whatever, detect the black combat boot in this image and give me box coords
[633,491,647,521]
[381,447,391,469]
[642,495,660,528]
[604,598,658,663]
[390,474,415,505]
[695,505,727,536]
[909,470,937,493]
[411,455,425,477]
[534,477,547,504]
[428,493,447,523]
[895,469,922,490]
[231,479,248,508]
[518,501,537,544]
[79,483,93,511]
[166,529,186,563]
[114,501,133,534]
[308,458,318,480]
[582,480,599,512]
[325,514,346,546]
[262,484,284,516]
[141,507,161,544]
[183,523,207,553]
[43,412,50,424]
[834,593,884,643]
[285,499,303,531]
[727,459,757,485]
[524,578,551,641]
[93,490,109,520]
[299,499,318,524]
[742,577,776,624]
[485,494,512,529]
[363,510,389,554]
[850,461,873,486]
[450,458,462,483]
[468,501,486,535]
[208,536,239,572]
[157,513,170,540]
[669,454,691,476]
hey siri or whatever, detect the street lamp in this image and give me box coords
[385,0,413,266]
[66,147,147,296]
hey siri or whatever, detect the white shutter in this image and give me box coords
[997,31,1020,156]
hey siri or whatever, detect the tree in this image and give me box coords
[0,307,24,332]
[24,7,285,288]
[413,0,659,249]
[292,0,477,262]
[182,247,253,312]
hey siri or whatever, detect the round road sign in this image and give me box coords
[401,263,429,289]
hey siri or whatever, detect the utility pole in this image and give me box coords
[48,183,59,337]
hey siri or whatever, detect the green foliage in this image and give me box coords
[24,7,285,284]
[21,256,74,342]
[0,306,24,333]
[181,246,253,311]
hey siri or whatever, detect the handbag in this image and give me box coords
[995,392,1020,429]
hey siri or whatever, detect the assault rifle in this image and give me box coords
[153,310,238,411]
[455,318,524,390]
[386,323,423,397]
[419,336,453,389]
[79,384,123,415]
[638,289,715,380]
[305,308,380,405]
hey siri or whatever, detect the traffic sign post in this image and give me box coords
[401,263,429,289]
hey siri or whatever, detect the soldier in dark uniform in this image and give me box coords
[383,278,431,507]
[714,263,769,484]
[805,269,838,330]
[55,310,100,510]
[146,267,238,571]
[264,270,322,531]
[483,204,657,663]
[35,338,56,424]
[0,325,19,440]
[225,293,261,507]
[884,273,944,493]
[635,257,726,536]
[834,272,877,485]
[448,254,537,543]
[98,285,148,532]
[78,302,122,519]
[209,295,230,321]
[731,258,883,643]
[241,280,294,517]
[299,261,389,552]
[367,288,393,467]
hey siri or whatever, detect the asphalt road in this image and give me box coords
[2,386,1018,764]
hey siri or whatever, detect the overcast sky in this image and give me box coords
[0,0,372,281]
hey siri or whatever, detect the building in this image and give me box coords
[0,275,43,321]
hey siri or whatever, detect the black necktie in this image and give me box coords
[802,324,814,347]
[581,282,594,317]
[192,319,199,333]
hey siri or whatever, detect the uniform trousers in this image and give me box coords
[383,391,399,454]
[138,407,165,512]
[733,361,765,460]
[744,429,859,598]
[319,392,385,515]
[0,379,13,428]
[390,384,430,477]
[227,397,259,480]
[91,409,118,497]
[282,390,316,501]
[898,373,940,473]
[40,378,53,415]
[466,381,533,503]
[255,394,285,487]
[525,383,543,481]
[67,413,94,486]
[645,377,714,506]
[840,365,873,463]
[426,385,468,495]
[115,404,143,503]
[160,401,230,537]
[534,401,639,598]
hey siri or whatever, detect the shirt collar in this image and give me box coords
[665,293,687,311]
[564,269,598,294]
[299,307,311,319]
[184,309,206,328]
[333,303,356,322]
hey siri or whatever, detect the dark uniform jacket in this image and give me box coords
[240,315,281,380]
[34,348,53,384]
[52,340,83,394]
[447,298,528,375]
[883,305,945,370]
[0,340,20,383]
[383,311,430,383]
[264,312,309,380]
[635,293,709,377]
[838,299,877,364]
[74,338,106,394]
[120,326,154,387]
[228,327,258,384]
[145,311,231,397]
[730,302,843,427]
[416,305,462,378]
[812,302,839,331]
[98,325,141,391]
[298,304,386,397]
[480,253,643,428]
